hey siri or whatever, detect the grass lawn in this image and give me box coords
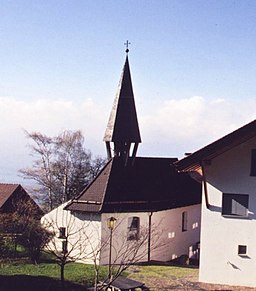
[2,261,255,291]
[0,258,201,291]
[0,259,108,291]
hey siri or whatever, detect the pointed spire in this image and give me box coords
[104,49,141,161]
[124,40,130,54]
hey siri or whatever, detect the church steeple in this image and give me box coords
[103,47,141,162]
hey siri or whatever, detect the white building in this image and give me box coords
[99,205,200,265]
[42,198,201,266]
[42,50,201,267]
[176,119,256,288]
[41,201,101,264]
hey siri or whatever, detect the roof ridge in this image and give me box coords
[0,183,20,185]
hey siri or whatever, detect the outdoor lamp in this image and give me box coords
[107,216,116,279]
[107,216,116,230]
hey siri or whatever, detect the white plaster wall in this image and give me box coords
[41,202,101,264]
[100,212,149,265]
[100,204,201,265]
[199,136,256,287]
[151,205,201,262]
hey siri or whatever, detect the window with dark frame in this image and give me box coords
[222,193,249,217]
[62,240,68,253]
[59,227,66,239]
[250,149,256,176]
[182,211,188,232]
[238,245,247,256]
[127,217,140,241]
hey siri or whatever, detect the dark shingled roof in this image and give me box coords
[65,157,201,213]
[0,184,19,208]
[103,55,141,143]
[0,183,43,216]
[176,119,256,172]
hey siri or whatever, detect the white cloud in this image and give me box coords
[0,97,108,183]
[139,96,256,158]
[0,96,256,183]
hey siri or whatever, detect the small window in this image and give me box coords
[62,240,68,253]
[250,149,256,176]
[182,211,188,232]
[222,193,249,217]
[238,245,247,256]
[127,217,140,240]
[59,227,66,239]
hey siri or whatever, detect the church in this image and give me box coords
[42,48,201,266]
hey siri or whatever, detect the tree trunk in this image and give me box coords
[94,268,98,291]
[60,263,65,290]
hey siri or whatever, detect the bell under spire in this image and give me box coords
[103,51,141,162]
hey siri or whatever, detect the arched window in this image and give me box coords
[127,216,140,240]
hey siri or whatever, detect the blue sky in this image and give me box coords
[1,1,256,184]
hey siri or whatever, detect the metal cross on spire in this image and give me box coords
[124,40,131,54]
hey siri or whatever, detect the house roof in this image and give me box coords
[65,157,201,213]
[176,119,256,172]
[103,55,141,143]
[0,183,43,216]
[0,183,20,208]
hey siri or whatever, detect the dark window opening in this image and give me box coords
[62,240,68,253]
[127,217,140,241]
[222,193,249,217]
[238,245,247,256]
[59,227,66,239]
[182,211,188,232]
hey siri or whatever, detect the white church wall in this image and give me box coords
[100,204,201,265]
[100,212,149,266]
[150,204,201,262]
[41,202,101,264]
[199,136,256,287]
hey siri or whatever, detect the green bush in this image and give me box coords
[17,221,53,264]
[0,236,17,258]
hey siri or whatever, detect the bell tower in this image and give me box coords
[103,44,141,164]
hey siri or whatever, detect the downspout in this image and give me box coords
[148,211,153,262]
[201,162,210,209]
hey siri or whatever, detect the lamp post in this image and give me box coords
[107,216,116,279]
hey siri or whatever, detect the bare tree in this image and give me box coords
[54,130,92,203]
[41,206,101,289]
[20,131,56,210]
[42,209,163,290]
[91,218,163,290]
[20,130,107,211]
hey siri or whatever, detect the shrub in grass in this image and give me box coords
[0,236,18,258]
[17,221,53,264]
